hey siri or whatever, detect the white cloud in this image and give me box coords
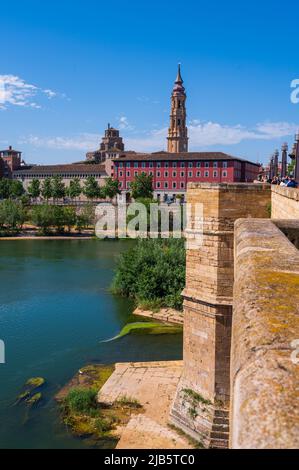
[126,120,299,151]
[20,120,299,154]
[20,133,100,151]
[43,89,57,99]
[0,75,60,109]
[118,116,135,131]
[188,120,299,147]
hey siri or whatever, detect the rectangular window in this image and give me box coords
[196,162,201,168]
[181,162,185,168]
[204,171,209,177]
[157,171,161,177]
[156,182,161,188]
[164,182,168,189]
[213,162,218,168]
[188,162,193,168]
[119,162,123,168]
[119,171,123,177]
[127,171,130,177]
[223,162,228,168]
[213,170,218,177]
[222,171,227,177]
[149,162,153,168]
[165,171,169,177]
[157,162,161,168]
[126,163,130,168]
[180,171,185,177]
[134,171,138,176]
[180,182,185,189]
[165,162,169,168]
[134,162,138,168]
[173,171,177,177]
[173,182,177,189]
[149,171,153,176]
[142,162,146,168]
[172,162,177,168]
[188,171,192,177]
[205,162,209,168]
[196,171,201,177]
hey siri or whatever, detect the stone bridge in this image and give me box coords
[170,183,299,449]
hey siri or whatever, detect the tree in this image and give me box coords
[0,178,24,200]
[30,205,55,234]
[41,178,52,202]
[27,178,41,201]
[130,173,153,200]
[83,176,101,200]
[0,178,11,200]
[76,204,94,232]
[288,160,295,177]
[9,180,24,199]
[102,177,121,200]
[0,200,27,232]
[52,176,66,202]
[63,206,77,232]
[68,178,82,201]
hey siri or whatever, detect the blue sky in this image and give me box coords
[1,0,299,164]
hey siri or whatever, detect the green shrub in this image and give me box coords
[0,199,27,232]
[111,238,186,310]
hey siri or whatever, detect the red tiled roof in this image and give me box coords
[112,152,259,166]
[13,163,106,175]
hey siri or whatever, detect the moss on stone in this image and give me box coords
[103,322,182,342]
[26,392,42,407]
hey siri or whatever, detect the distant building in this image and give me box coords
[113,66,260,201]
[0,146,22,177]
[13,163,106,192]
[86,124,125,163]
[3,66,261,199]
[113,152,260,202]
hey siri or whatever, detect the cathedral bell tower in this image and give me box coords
[167,64,188,153]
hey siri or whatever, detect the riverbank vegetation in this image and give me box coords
[111,238,186,311]
[57,365,142,448]
[0,199,95,237]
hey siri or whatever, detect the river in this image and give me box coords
[0,240,182,449]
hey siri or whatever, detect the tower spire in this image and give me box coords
[167,65,188,153]
[176,63,183,83]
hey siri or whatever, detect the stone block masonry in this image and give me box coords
[231,219,299,448]
[271,185,299,219]
[170,183,271,448]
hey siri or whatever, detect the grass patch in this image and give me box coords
[116,396,142,409]
[182,389,212,406]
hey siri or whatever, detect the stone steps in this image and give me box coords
[210,437,229,449]
[210,409,229,449]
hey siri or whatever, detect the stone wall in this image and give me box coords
[231,219,299,448]
[271,185,299,219]
[170,183,271,448]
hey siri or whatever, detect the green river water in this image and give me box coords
[0,240,182,449]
